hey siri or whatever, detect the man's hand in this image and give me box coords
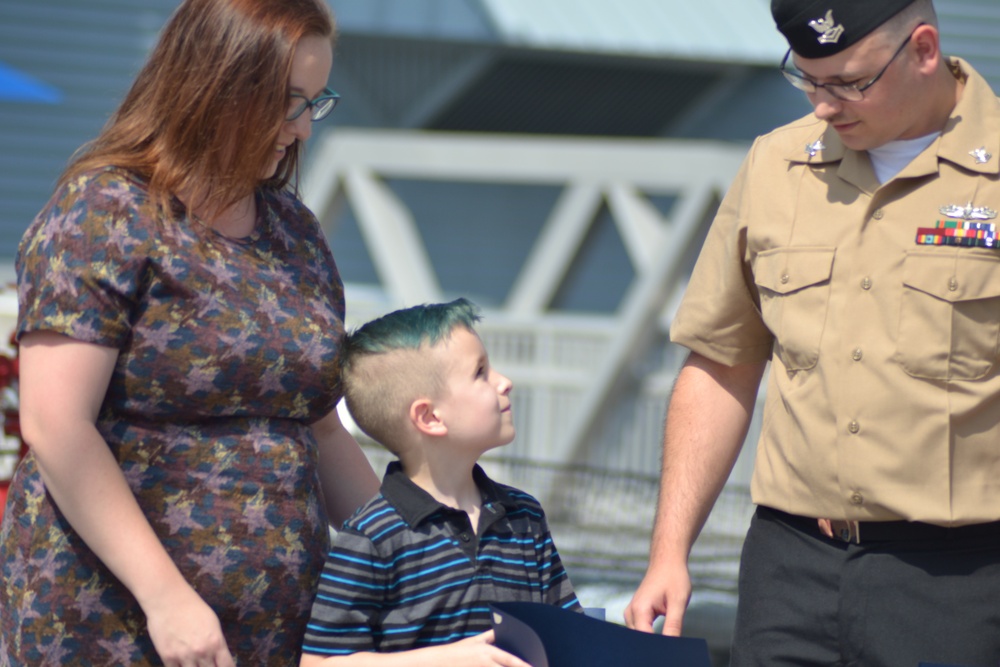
[623,561,692,637]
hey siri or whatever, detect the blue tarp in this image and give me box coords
[0,62,61,104]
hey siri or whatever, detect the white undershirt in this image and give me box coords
[868,132,940,184]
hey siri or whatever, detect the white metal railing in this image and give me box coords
[313,130,760,592]
[311,129,749,470]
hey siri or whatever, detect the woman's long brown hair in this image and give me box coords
[61,0,334,220]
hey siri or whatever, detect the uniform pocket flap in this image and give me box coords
[903,252,1000,302]
[754,247,836,295]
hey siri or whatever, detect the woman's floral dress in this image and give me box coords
[0,168,346,665]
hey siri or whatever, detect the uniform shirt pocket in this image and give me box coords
[896,252,1000,381]
[753,247,836,371]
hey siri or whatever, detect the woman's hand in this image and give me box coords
[144,583,235,667]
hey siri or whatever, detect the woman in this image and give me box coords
[0,0,380,664]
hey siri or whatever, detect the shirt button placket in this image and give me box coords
[848,213,876,520]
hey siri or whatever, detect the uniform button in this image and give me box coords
[872,209,885,220]
[780,273,790,284]
[861,277,872,290]
[848,420,860,434]
[948,277,959,292]
[459,533,471,542]
[850,492,864,506]
[851,348,863,361]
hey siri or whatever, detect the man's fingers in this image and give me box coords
[624,604,655,632]
[661,605,685,637]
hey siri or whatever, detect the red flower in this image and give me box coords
[0,355,13,390]
[3,411,20,439]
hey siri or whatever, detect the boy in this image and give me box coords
[300,298,581,666]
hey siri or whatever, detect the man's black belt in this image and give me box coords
[763,506,1000,545]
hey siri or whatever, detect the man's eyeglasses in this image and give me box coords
[286,87,340,121]
[779,23,925,102]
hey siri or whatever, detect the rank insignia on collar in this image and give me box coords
[805,140,825,158]
[969,147,992,164]
[939,202,997,220]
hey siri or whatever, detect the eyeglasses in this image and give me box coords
[286,87,340,121]
[779,23,925,102]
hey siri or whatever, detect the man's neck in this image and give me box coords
[904,58,964,140]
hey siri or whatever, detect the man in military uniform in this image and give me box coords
[625,0,1000,664]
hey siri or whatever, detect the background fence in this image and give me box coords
[359,443,754,595]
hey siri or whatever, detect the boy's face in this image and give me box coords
[431,327,515,453]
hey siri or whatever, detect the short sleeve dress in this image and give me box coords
[0,168,345,665]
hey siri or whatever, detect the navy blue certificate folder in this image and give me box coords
[490,601,712,667]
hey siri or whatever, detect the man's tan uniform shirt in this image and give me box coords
[672,59,1000,525]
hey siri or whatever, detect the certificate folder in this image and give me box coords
[490,601,712,667]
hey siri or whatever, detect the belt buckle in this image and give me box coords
[830,519,861,544]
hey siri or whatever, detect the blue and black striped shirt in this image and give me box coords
[302,461,581,656]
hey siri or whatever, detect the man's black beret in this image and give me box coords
[771,0,917,58]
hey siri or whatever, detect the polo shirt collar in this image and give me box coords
[785,58,1000,185]
[379,460,518,528]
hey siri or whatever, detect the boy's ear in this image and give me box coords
[409,398,447,437]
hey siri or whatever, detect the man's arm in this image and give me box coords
[624,352,765,636]
[299,631,530,667]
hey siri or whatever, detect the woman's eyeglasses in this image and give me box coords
[286,87,340,121]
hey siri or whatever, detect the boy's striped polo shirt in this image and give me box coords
[301,461,581,656]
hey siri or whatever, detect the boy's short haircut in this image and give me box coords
[340,298,482,453]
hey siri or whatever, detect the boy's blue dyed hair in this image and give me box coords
[339,298,483,453]
[342,298,482,362]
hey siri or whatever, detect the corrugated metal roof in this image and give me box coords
[328,0,496,41]
[479,0,787,64]
[0,0,178,257]
[4,0,1000,262]
[938,0,1000,84]
[329,0,788,64]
